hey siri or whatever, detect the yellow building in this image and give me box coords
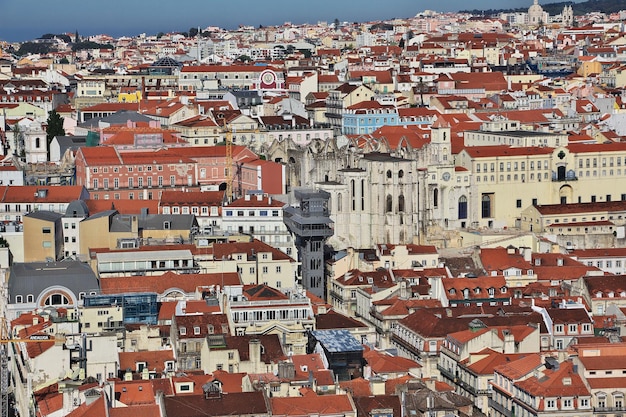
[212,240,297,289]
[79,211,198,257]
[577,56,602,78]
[79,211,138,257]
[225,285,315,355]
[455,141,626,229]
[520,200,626,233]
[117,89,142,103]
[80,302,124,333]
[23,211,64,262]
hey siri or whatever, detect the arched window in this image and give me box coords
[386,195,393,213]
[27,294,34,303]
[386,170,392,179]
[458,195,468,219]
[337,193,342,211]
[482,194,492,218]
[398,170,404,178]
[45,294,69,306]
[15,295,23,303]
[433,188,439,208]
[398,195,405,212]
[361,179,365,210]
[351,180,356,211]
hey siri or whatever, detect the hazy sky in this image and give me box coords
[1,0,541,42]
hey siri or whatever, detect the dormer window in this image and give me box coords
[180,327,186,335]
[194,326,201,335]
[449,288,456,295]
[488,288,495,297]
[474,287,481,294]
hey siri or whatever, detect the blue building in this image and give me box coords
[83,292,158,325]
[342,102,398,135]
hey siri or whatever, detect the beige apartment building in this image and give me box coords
[455,142,626,229]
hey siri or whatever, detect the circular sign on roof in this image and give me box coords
[259,70,277,89]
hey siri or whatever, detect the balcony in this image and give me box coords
[552,170,577,182]
[489,398,513,417]
[437,364,482,396]
[594,406,626,413]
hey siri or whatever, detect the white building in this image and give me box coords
[221,193,296,257]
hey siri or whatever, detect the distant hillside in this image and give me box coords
[461,0,626,16]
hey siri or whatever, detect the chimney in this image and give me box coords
[249,339,262,373]
[502,329,515,354]
[369,376,385,395]
[59,382,76,412]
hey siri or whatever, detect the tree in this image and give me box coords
[16,42,54,56]
[236,55,252,63]
[189,27,199,38]
[46,109,65,159]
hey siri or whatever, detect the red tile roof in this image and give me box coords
[363,347,421,374]
[65,394,107,417]
[461,145,555,158]
[1,185,86,203]
[271,392,355,416]
[85,199,160,215]
[118,349,175,374]
[338,377,372,397]
[159,190,224,206]
[226,195,285,208]
[115,380,157,406]
[100,271,241,295]
[109,405,161,417]
[212,239,295,262]
[515,361,589,401]
[480,247,533,272]
[494,353,542,380]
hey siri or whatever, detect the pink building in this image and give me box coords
[75,144,287,201]
[75,147,197,200]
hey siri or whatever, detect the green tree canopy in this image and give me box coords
[72,41,113,52]
[16,42,55,56]
[46,109,65,153]
[236,55,253,63]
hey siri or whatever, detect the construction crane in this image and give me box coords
[225,122,233,202]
